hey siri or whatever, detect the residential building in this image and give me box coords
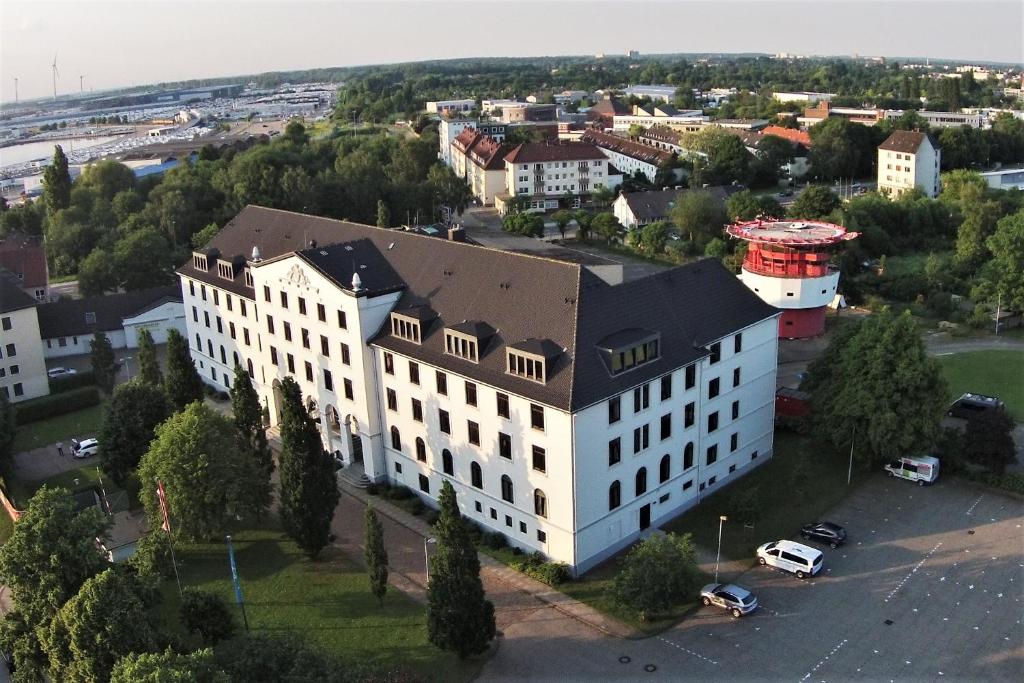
[451,127,482,180]
[877,130,941,198]
[178,206,780,574]
[882,109,983,129]
[438,117,507,166]
[760,125,812,147]
[499,142,618,213]
[587,95,631,129]
[482,99,522,114]
[501,104,558,124]
[772,91,834,104]
[0,273,48,402]
[36,285,185,359]
[613,185,744,228]
[426,99,476,114]
[0,234,49,302]
[466,135,511,206]
[580,130,675,184]
[712,119,770,131]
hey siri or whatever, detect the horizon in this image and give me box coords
[2,0,1022,104]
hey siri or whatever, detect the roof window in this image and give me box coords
[598,329,661,376]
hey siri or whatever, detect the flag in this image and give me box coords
[156,480,171,533]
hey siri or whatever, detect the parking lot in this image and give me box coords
[481,476,1024,681]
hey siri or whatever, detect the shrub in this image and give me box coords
[366,483,379,495]
[528,561,571,586]
[609,532,702,621]
[424,509,439,526]
[511,546,524,556]
[484,531,507,549]
[180,589,236,645]
[14,386,102,425]
[48,369,97,393]
[388,485,413,501]
[962,470,1024,496]
[408,497,425,516]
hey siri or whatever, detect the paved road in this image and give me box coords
[479,476,1024,681]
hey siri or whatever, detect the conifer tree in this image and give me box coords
[163,328,204,410]
[277,377,339,559]
[364,504,388,605]
[137,328,162,386]
[230,364,273,519]
[42,145,72,215]
[90,331,117,393]
[100,380,171,486]
[427,480,495,658]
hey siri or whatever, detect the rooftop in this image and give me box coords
[579,130,674,165]
[36,285,183,338]
[0,271,38,315]
[503,142,607,164]
[725,219,858,246]
[619,185,745,223]
[0,233,47,290]
[879,130,938,154]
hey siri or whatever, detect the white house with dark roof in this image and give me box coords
[0,273,49,402]
[178,206,780,574]
[877,130,941,198]
[500,142,619,213]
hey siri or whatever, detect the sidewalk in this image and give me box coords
[330,479,642,639]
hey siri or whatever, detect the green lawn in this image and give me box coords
[662,431,870,562]
[937,350,1024,421]
[11,403,106,454]
[158,527,479,682]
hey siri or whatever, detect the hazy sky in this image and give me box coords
[2,0,1022,103]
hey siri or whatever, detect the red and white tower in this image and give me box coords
[726,219,858,338]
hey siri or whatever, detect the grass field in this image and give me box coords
[662,431,870,562]
[11,403,106,454]
[937,350,1024,420]
[158,527,479,682]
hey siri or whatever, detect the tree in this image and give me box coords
[277,377,340,559]
[77,248,118,297]
[726,189,784,221]
[427,164,472,220]
[551,209,573,238]
[42,145,72,215]
[164,328,204,410]
[502,211,544,237]
[42,569,157,683]
[114,227,174,290]
[592,212,621,244]
[364,504,389,606]
[809,309,948,464]
[191,222,220,249]
[138,402,259,540]
[609,532,701,621]
[808,117,878,180]
[0,392,15,471]
[591,185,615,208]
[638,221,670,254]
[230,363,273,520]
[77,159,136,201]
[789,184,841,220]
[704,237,729,258]
[0,487,108,679]
[964,409,1017,474]
[100,380,172,486]
[283,119,309,146]
[111,648,228,683]
[981,209,1024,311]
[136,329,162,386]
[670,190,727,244]
[181,589,236,646]
[574,209,593,240]
[376,199,390,228]
[427,480,495,658]
[91,331,118,393]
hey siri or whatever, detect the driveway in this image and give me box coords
[479,476,1024,681]
[45,344,169,385]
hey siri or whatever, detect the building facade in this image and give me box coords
[580,130,675,184]
[178,206,780,574]
[501,142,617,212]
[0,276,48,402]
[877,131,941,198]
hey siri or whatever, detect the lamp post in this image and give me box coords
[119,356,133,380]
[715,515,728,583]
[423,536,436,585]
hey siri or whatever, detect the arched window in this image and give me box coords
[415,437,426,462]
[246,358,254,378]
[609,481,621,510]
[442,449,453,476]
[635,467,647,496]
[471,462,483,489]
[326,405,340,432]
[195,333,201,350]
[534,489,547,518]
[390,426,401,451]
[683,442,695,470]
[207,340,213,357]
[501,475,514,504]
[233,351,240,367]
[220,345,227,364]
[660,454,671,483]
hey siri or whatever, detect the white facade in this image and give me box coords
[42,300,186,359]
[505,157,613,199]
[594,147,660,184]
[623,85,678,102]
[981,166,1024,191]
[878,137,941,198]
[883,109,983,129]
[738,270,840,311]
[439,118,506,166]
[426,99,476,114]
[0,306,49,402]
[773,91,834,104]
[611,114,706,132]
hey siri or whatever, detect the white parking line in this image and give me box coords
[884,542,943,603]
[798,638,848,682]
[966,495,984,515]
[656,636,719,666]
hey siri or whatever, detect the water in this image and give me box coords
[0,136,122,168]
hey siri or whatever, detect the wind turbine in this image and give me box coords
[79,74,85,94]
[13,77,17,103]
[51,53,59,99]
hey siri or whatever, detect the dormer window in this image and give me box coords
[193,253,208,270]
[244,268,254,288]
[598,329,661,376]
[506,338,561,385]
[445,332,478,362]
[391,315,421,344]
[217,260,235,280]
[443,321,494,364]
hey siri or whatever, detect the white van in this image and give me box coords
[756,540,823,579]
[884,455,939,486]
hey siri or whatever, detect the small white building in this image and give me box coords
[980,166,1024,191]
[622,85,678,103]
[877,130,942,199]
[426,99,476,115]
[0,276,49,402]
[773,91,834,104]
[883,110,983,129]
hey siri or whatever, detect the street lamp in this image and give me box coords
[119,356,133,380]
[423,536,437,584]
[715,515,728,583]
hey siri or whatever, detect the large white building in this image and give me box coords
[438,118,507,166]
[500,142,619,213]
[0,275,49,402]
[877,130,941,198]
[179,206,780,574]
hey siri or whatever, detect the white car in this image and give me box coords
[756,539,823,579]
[47,367,78,379]
[72,438,99,459]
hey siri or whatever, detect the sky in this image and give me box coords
[1,0,1022,103]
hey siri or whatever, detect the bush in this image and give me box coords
[366,483,379,495]
[388,485,413,501]
[15,386,102,425]
[48,369,96,393]
[424,509,439,526]
[962,470,1024,496]
[511,546,524,556]
[408,497,425,516]
[181,588,236,645]
[484,531,507,550]
[509,551,571,586]
[609,532,702,621]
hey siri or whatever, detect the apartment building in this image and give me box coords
[500,142,618,212]
[0,234,49,302]
[580,129,675,184]
[877,130,942,198]
[0,274,48,402]
[438,117,507,166]
[882,109,983,129]
[178,206,780,574]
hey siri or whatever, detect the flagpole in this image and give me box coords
[225,534,250,632]
[156,478,183,598]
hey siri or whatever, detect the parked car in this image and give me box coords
[885,455,939,485]
[947,393,1005,420]
[699,583,758,618]
[72,438,99,459]
[47,367,77,379]
[800,522,847,548]
[756,540,823,579]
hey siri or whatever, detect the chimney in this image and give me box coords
[448,226,467,242]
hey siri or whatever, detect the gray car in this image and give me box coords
[700,582,758,618]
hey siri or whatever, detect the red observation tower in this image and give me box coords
[726,219,858,338]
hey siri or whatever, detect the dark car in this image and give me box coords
[800,522,846,548]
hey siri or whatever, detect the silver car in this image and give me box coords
[700,583,758,618]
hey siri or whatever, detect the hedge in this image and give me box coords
[15,386,103,425]
[961,470,1024,497]
[48,369,96,394]
[509,551,571,586]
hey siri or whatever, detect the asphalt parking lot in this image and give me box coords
[480,476,1024,681]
